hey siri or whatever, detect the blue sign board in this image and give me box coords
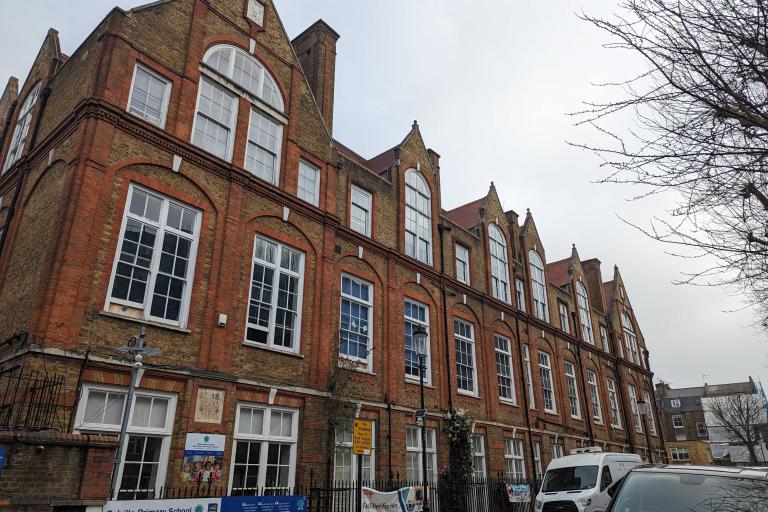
[0,448,5,474]
[221,496,307,512]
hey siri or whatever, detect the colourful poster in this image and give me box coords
[181,433,226,484]
[506,483,531,503]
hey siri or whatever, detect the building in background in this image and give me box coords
[656,378,768,465]
[0,0,664,507]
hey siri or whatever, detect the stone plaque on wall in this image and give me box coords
[194,388,225,424]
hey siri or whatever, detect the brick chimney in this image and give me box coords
[292,19,340,134]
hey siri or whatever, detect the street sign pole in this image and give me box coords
[353,418,372,512]
[357,452,363,512]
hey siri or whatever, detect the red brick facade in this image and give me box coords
[0,0,664,501]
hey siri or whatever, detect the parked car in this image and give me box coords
[534,447,642,512]
[591,465,768,512]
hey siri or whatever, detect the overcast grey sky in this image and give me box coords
[1,0,765,388]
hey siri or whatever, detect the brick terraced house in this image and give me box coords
[0,0,664,503]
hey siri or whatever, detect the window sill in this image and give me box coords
[99,311,192,334]
[544,410,559,417]
[343,366,377,376]
[242,342,304,358]
[457,389,480,399]
[499,398,519,407]
[406,378,434,389]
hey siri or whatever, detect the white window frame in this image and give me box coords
[73,384,176,500]
[538,351,557,414]
[334,422,376,481]
[533,442,543,480]
[529,250,549,321]
[575,281,594,343]
[473,434,486,479]
[672,414,684,429]
[558,302,570,334]
[191,76,239,162]
[454,318,478,396]
[244,235,305,352]
[406,426,437,483]
[505,438,526,480]
[350,185,372,237]
[515,278,526,312]
[455,243,470,285]
[621,311,641,366]
[127,63,172,128]
[404,169,432,265]
[229,403,299,493]
[644,390,657,436]
[494,334,517,404]
[696,422,708,438]
[339,274,374,370]
[588,370,603,424]
[607,378,622,429]
[670,447,689,461]
[104,184,201,328]
[523,345,535,409]
[564,361,581,419]
[297,159,320,206]
[405,299,431,385]
[3,82,41,173]
[551,443,565,459]
[201,44,284,112]
[628,384,643,433]
[244,106,284,185]
[489,224,510,303]
[599,325,610,354]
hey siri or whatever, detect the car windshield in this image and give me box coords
[542,465,599,492]
[609,472,768,512]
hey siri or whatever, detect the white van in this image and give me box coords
[534,447,642,512]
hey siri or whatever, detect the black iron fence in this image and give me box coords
[0,367,64,431]
[149,475,540,512]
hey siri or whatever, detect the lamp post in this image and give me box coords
[636,399,654,463]
[412,326,430,512]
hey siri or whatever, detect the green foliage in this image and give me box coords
[441,409,474,482]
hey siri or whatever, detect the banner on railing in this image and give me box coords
[104,495,308,512]
[104,497,222,512]
[361,487,423,512]
[505,483,531,503]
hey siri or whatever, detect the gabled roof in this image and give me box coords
[443,196,485,230]
[546,258,572,288]
[333,139,368,167]
[366,146,398,174]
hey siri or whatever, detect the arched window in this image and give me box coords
[488,224,510,303]
[203,45,284,111]
[193,45,285,185]
[576,281,594,343]
[621,311,641,366]
[528,250,549,321]
[3,82,42,173]
[404,169,432,264]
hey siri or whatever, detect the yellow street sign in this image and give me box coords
[353,419,372,455]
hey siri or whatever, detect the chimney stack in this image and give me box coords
[291,19,340,134]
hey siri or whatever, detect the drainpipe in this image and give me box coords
[610,331,634,453]
[572,311,595,446]
[438,222,454,411]
[643,348,666,461]
[514,313,537,480]
[0,87,51,260]
[385,393,393,483]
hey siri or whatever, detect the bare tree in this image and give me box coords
[706,393,767,463]
[574,0,768,326]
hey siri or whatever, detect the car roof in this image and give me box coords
[547,452,641,469]
[631,464,768,480]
